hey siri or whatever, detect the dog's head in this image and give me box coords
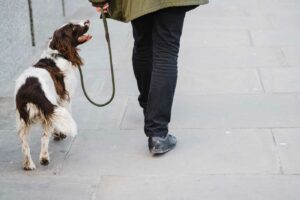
[50,20,92,67]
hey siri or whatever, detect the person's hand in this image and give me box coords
[95,3,109,13]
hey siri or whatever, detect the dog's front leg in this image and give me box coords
[52,101,72,141]
[54,101,73,140]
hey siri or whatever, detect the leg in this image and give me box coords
[131,13,154,113]
[53,102,73,141]
[18,121,36,170]
[40,122,52,165]
[52,106,77,137]
[145,7,186,137]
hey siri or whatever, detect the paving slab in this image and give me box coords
[251,30,300,46]
[273,128,300,174]
[244,2,300,16]
[99,69,139,96]
[181,30,251,47]
[0,176,96,200]
[72,96,128,130]
[61,129,278,177]
[0,97,16,131]
[172,94,300,129]
[189,3,246,17]
[176,69,263,95]
[260,67,300,93]
[281,47,300,67]
[96,175,300,200]
[121,95,300,129]
[268,14,300,30]
[184,16,273,31]
[179,47,285,69]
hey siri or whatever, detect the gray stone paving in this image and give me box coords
[1,0,300,199]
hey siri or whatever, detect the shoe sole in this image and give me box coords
[150,144,176,155]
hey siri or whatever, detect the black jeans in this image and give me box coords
[131,7,189,137]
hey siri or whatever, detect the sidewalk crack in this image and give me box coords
[256,67,265,93]
[247,30,254,47]
[279,47,290,67]
[271,129,284,174]
[90,176,102,200]
[119,97,130,129]
[53,136,77,175]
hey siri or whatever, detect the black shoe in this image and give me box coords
[148,134,177,155]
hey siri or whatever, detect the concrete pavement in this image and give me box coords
[1,0,300,199]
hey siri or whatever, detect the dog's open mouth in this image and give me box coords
[77,20,92,44]
[78,34,92,43]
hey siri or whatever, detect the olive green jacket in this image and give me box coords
[89,0,209,22]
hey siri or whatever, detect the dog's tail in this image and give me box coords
[52,107,77,137]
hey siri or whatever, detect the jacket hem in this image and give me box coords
[114,0,209,22]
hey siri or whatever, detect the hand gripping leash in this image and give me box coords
[78,7,115,107]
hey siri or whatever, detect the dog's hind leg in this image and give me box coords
[39,122,53,166]
[18,121,36,170]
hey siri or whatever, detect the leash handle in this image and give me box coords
[78,7,115,107]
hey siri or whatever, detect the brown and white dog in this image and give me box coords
[14,20,92,170]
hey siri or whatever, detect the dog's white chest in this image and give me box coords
[64,68,77,98]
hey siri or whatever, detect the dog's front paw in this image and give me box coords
[23,160,36,171]
[59,133,67,139]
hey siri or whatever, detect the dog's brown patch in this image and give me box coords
[33,58,69,102]
[16,77,56,124]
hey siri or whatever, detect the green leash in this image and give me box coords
[78,8,115,107]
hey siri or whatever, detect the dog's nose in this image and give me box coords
[84,20,90,26]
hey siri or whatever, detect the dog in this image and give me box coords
[14,20,92,170]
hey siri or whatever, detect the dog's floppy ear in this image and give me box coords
[50,29,83,67]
